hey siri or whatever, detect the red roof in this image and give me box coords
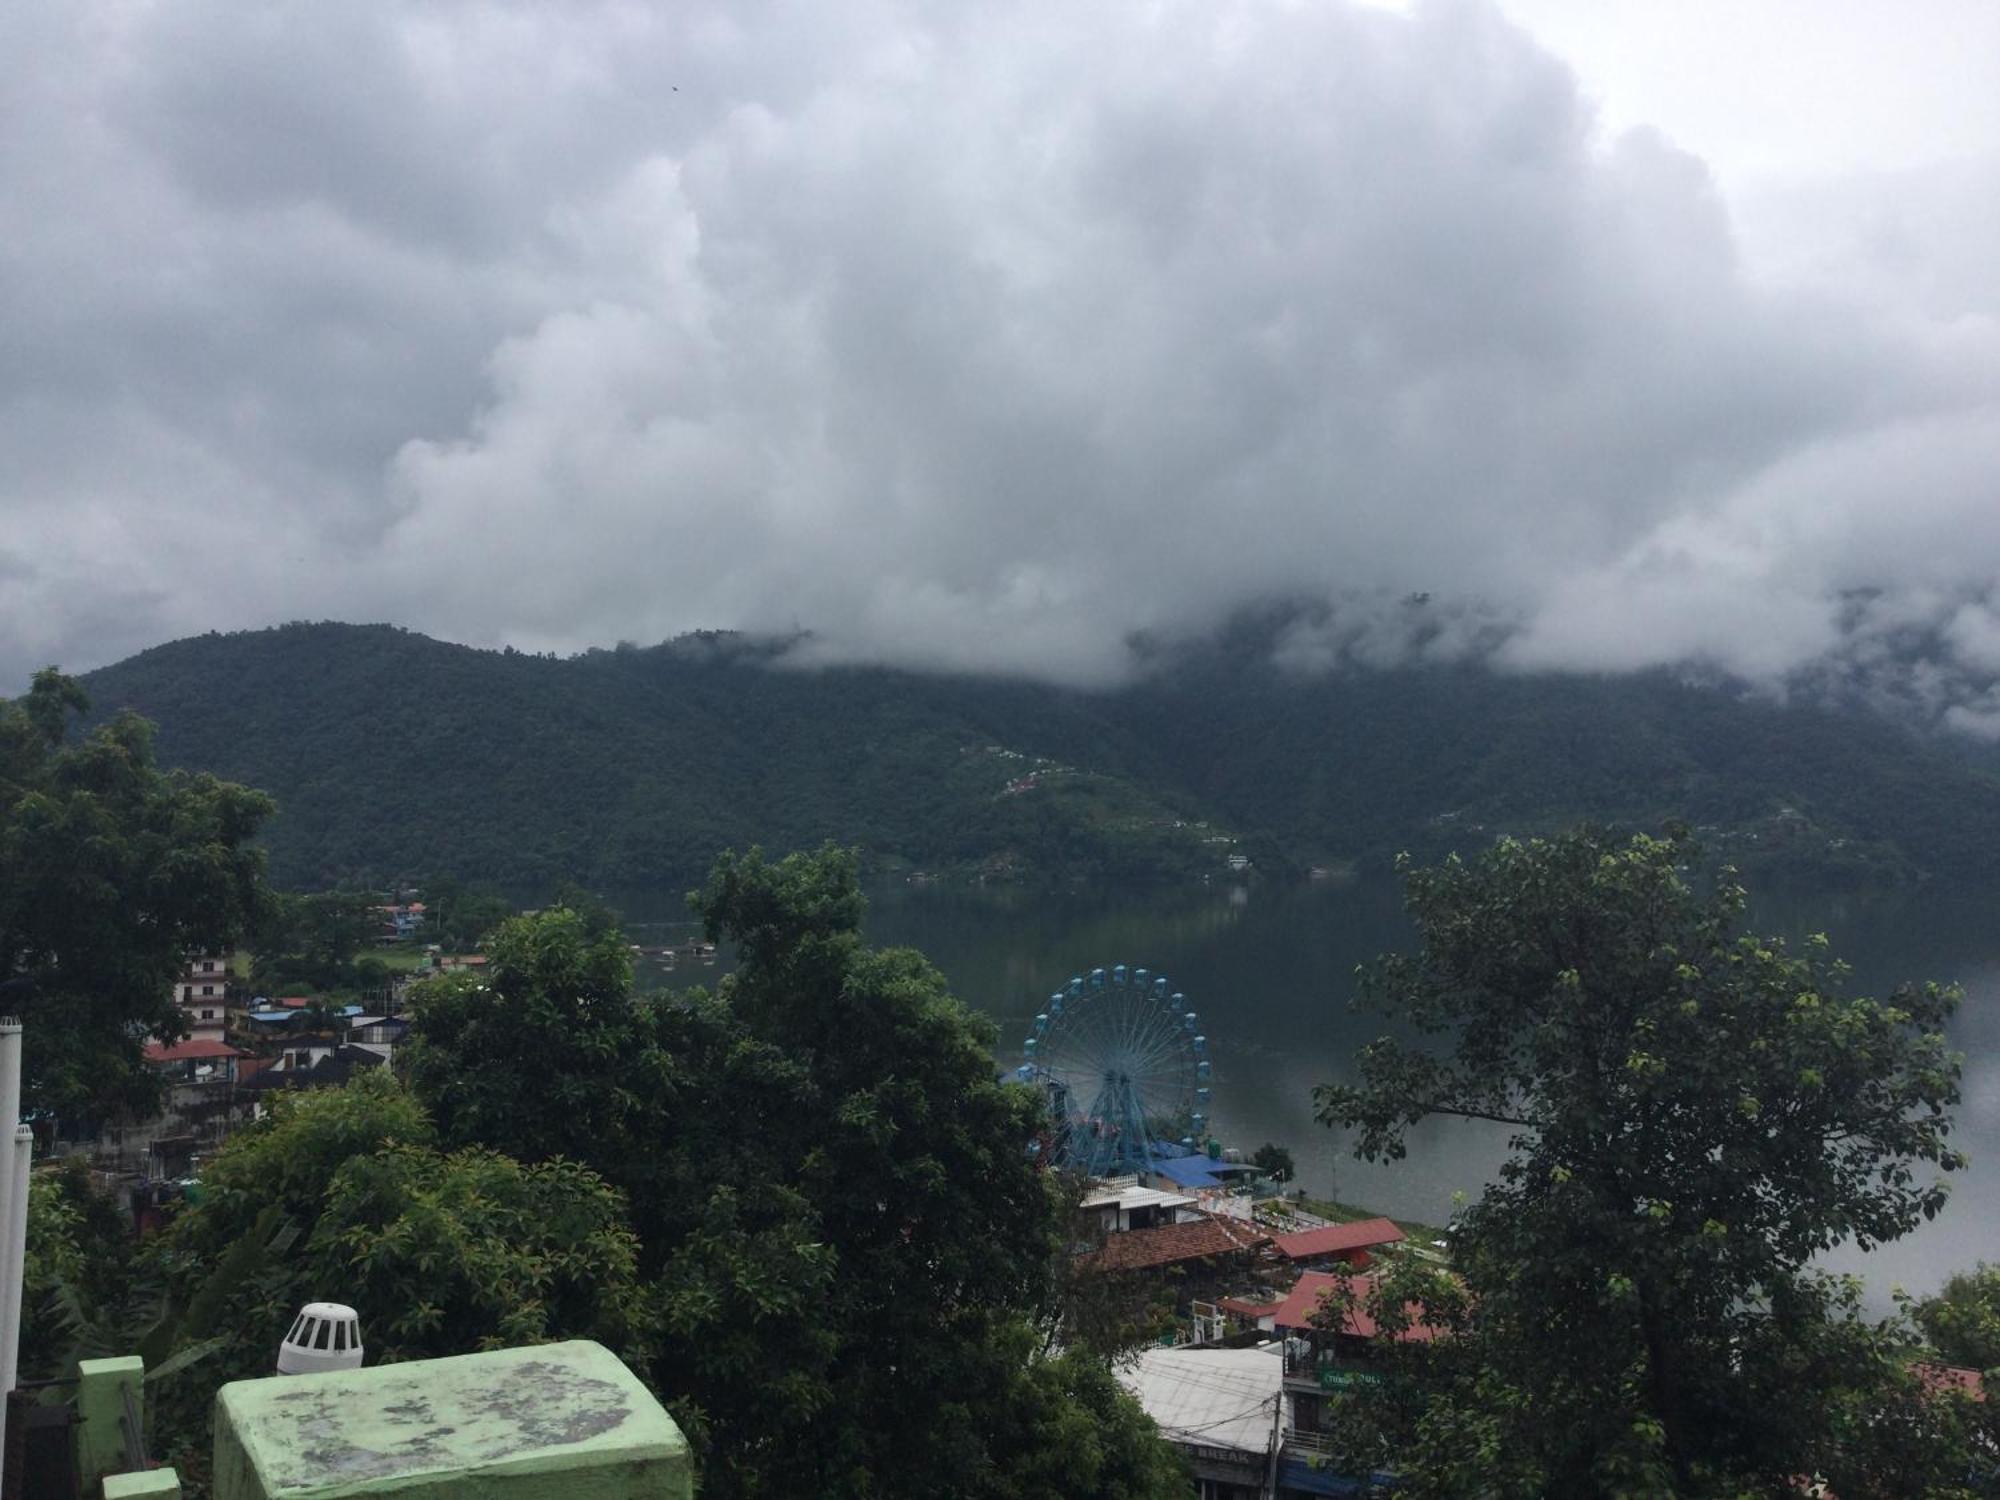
[1917,1364,1986,1401]
[1272,1217,1406,1260]
[1081,1213,1271,1273]
[144,1038,247,1063]
[1272,1271,1441,1341]
[277,996,314,1008]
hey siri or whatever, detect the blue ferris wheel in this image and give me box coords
[1016,965,1212,1179]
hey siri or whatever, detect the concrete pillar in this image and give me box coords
[76,1354,145,1490]
[0,1124,31,1400]
[0,1024,18,1472]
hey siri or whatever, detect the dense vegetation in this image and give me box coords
[71,619,2000,890]
[36,850,1186,1498]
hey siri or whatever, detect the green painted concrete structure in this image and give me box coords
[212,1340,692,1500]
[103,1470,183,1498]
[76,1355,148,1489]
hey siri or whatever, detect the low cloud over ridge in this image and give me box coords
[3,1,1998,719]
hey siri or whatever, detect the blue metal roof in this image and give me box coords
[246,1010,291,1023]
[1151,1154,1231,1188]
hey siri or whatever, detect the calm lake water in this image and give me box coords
[613,874,2000,1304]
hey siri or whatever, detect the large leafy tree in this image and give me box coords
[405,847,1183,1499]
[0,669,273,1116]
[1916,1263,2000,1375]
[249,890,383,996]
[1316,828,1967,1495]
[143,1072,648,1484]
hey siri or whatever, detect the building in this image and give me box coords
[1079,1211,1270,1276]
[132,1037,255,1177]
[375,900,428,943]
[174,949,235,1041]
[1269,1217,1406,1271]
[1119,1342,1398,1499]
[1078,1177,1204,1235]
[343,1013,411,1060]
[1275,1269,1441,1465]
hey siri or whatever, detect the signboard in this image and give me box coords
[1318,1367,1385,1391]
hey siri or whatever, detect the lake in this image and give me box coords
[613,873,2000,1303]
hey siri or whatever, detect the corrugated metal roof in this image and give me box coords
[1271,1218,1405,1260]
[1079,1183,1199,1212]
[1151,1154,1258,1189]
[1116,1344,1283,1456]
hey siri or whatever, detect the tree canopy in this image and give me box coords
[0,668,272,1116]
[1316,827,1969,1495]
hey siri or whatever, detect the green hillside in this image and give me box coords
[67,621,2000,890]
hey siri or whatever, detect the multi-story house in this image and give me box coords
[175,948,235,1040]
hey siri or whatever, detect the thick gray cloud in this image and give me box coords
[3,0,1997,705]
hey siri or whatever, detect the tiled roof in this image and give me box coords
[1082,1213,1270,1272]
[144,1038,246,1063]
[1271,1217,1406,1260]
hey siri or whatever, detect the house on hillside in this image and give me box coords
[144,1036,247,1088]
[239,1043,385,1109]
[375,901,427,942]
[344,1013,410,1059]
[174,949,236,1040]
[134,1036,256,1177]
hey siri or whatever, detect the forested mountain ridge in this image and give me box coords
[66,621,2000,890]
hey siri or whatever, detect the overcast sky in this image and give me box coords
[4,1,1998,723]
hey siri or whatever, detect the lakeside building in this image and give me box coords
[1268,1217,1405,1271]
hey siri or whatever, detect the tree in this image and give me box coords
[1252,1141,1296,1182]
[405,851,1186,1499]
[402,906,642,1176]
[1315,828,1967,1495]
[1916,1264,2000,1374]
[250,889,382,996]
[419,874,514,952]
[19,1159,141,1381]
[0,669,273,1116]
[313,1142,649,1365]
[148,1072,649,1483]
